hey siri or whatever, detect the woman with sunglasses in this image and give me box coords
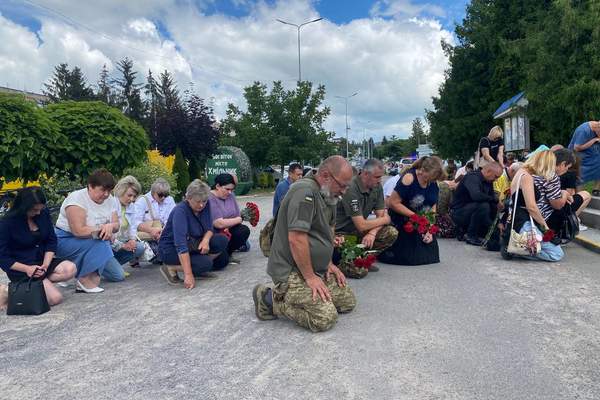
[0,187,76,304]
[208,173,251,262]
[133,178,176,259]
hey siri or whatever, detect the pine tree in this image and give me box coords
[67,67,94,101]
[144,69,161,147]
[115,57,145,123]
[97,64,114,105]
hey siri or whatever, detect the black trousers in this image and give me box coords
[451,202,494,238]
[228,224,250,254]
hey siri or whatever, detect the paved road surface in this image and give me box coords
[1,194,599,399]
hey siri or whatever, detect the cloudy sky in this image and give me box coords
[0,0,468,141]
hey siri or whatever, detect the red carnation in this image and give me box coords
[542,229,555,242]
[418,216,429,226]
[429,225,440,235]
[404,222,414,233]
[410,214,420,223]
[417,224,428,234]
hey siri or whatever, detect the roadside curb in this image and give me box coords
[574,234,600,255]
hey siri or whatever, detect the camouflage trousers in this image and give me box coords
[365,225,398,254]
[272,271,357,332]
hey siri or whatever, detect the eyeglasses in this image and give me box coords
[157,192,169,198]
[329,172,349,190]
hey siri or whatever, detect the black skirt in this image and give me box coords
[5,257,65,282]
[378,224,440,266]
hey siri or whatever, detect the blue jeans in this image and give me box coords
[103,242,145,282]
[519,221,564,262]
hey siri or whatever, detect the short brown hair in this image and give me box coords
[87,168,116,190]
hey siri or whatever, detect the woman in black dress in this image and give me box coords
[379,156,446,265]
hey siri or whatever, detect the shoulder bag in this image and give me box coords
[506,173,542,257]
[137,195,163,241]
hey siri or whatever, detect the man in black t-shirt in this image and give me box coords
[478,126,505,169]
[450,162,504,246]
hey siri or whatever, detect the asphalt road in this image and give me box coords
[1,194,600,399]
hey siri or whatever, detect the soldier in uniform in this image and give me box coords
[334,159,398,272]
[252,156,356,332]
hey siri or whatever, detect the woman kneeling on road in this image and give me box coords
[55,169,119,293]
[208,173,251,261]
[0,187,76,305]
[158,180,229,289]
[105,175,146,277]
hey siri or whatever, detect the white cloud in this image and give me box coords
[0,0,453,141]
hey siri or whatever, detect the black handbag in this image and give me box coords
[7,269,50,316]
[560,204,580,243]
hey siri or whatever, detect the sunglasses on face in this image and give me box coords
[157,192,169,198]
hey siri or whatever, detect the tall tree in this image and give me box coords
[144,69,161,147]
[96,64,115,105]
[221,81,334,170]
[43,63,71,102]
[43,63,94,102]
[427,0,550,160]
[410,117,427,147]
[115,57,145,123]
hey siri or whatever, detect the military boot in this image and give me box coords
[252,284,277,321]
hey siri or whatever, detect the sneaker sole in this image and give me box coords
[160,267,180,286]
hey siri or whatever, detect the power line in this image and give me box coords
[20,0,296,85]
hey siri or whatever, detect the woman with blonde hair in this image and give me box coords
[502,150,563,261]
[102,175,146,280]
[379,156,446,265]
[478,125,505,168]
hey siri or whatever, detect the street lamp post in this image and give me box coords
[335,92,358,158]
[277,17,323,82]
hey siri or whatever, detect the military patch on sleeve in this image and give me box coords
[351,199,360,213]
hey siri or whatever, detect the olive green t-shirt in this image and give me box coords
[267,176,336,284]
[335,174,385,234]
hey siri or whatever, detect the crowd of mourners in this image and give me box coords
[1,120,599,333]
[0,171,251,306]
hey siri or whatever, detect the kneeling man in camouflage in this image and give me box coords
[253,156,356,332]
[334,158,398,272]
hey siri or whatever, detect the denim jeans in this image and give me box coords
[520,221,564,262]
[102,242,145,282]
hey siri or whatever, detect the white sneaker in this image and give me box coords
[579,223,588,232]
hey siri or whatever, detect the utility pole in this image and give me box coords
[276,17,323,82]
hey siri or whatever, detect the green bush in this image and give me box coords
[0,94,66,186]
[44,101,149,178]
[123,161,179,199]
[257,172,269,188]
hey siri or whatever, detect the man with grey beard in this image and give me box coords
[252,156,356,332]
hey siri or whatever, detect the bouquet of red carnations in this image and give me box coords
[338,236,377,279]
[241,202,260,227]
[403,211,440,235]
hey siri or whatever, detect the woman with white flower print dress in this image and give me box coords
[379,156,445,266]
